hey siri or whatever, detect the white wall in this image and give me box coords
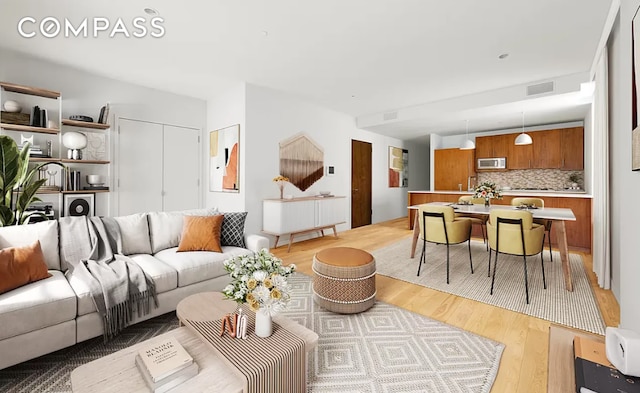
[240,84,408,241]
[204,83,246,212]
[0,48,206,217]
[608,0,640,331]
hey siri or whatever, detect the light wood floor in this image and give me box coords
[269,217,620,393]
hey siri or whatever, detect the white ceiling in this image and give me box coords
[0,0,613,139]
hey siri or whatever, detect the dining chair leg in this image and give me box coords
[417,239,426,276]
[446,244,450,284]
[490,250,498,295]
[540,252,547,289]
[488,249,492,277]
[467,239,474,274]
[482,224,488,251]
[522,254,530,304]
[547,226,553,262]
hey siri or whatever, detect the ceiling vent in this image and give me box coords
[383,111,398,121]
[526,81,554,96]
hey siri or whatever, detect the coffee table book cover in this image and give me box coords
[135,336,194,382]
[135,356,198,393]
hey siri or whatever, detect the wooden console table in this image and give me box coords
[262,196,346,252]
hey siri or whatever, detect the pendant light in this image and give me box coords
[460,119,475,150]
[514,111,532,145]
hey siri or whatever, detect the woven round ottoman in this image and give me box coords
[312,247,376,314]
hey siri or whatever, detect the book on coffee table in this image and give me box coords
[135,354,198,393]
[135,336,194,382]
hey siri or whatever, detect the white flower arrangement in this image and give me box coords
[473,181,503,202]
[222,249,296,313]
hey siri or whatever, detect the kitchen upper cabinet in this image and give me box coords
[530,129,562,168]
[475,134,510,159]
[507,133,533,169]
[434,148,475,191]
[560,127,584,170]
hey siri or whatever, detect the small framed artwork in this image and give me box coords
[63,193,95,217]
[210,124,240,192]
[388,146,409,187]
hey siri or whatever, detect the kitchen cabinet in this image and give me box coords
[507,133,533,169]
[531,129,562,168]
[475,134,510,160]
[434,148,475,191]
[560,127,584,170]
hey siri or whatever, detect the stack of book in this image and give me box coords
[18,143,49,158]
[135,336,198,393]
[574,335,640,393]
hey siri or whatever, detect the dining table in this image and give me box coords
[409,202,578,291]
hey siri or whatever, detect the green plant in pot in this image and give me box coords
[0,135,65,226]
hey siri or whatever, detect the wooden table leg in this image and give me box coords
[556,220,573,292]
[287,234,294,253]
[410,209,420,258]
[332,225,338,237]
[274,235,280,249]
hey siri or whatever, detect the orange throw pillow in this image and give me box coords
[0,240,51,295]
[177,215,224,252]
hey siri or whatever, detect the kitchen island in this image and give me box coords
[408,190,592,252]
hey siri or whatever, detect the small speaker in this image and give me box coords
[606,326,640,377]
[63,193,95,217]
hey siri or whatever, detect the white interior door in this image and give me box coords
[117,118,163,215]
[163,125,200,211]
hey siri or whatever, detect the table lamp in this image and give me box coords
[62,131,87,160]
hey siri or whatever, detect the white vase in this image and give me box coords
[255,309,273,338]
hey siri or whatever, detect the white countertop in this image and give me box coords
[409,190,592,198]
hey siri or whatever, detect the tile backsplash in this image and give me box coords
[477,169,584,190]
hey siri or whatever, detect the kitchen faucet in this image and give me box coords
[467,176,477,191]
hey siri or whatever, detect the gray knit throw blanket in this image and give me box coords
[60,216,158,340]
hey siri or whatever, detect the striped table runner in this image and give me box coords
[183,315,306,393]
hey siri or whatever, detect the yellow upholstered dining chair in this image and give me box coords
[417,204,473,284]
[511,197,553,262]
[458,195,488,250]
[487,209,546,304]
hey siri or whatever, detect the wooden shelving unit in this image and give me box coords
[62,189,109,194]
[0,81,60,99]
[0,123,59,134]
[61,159,110,164]
[61,119,110,130]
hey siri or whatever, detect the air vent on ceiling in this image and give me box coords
[383,111,398,121]
[526,81,554,96]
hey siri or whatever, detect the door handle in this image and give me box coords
[353,189,359,192]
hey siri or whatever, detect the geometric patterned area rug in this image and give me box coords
[281,274,504,393]
[0,274,504,393]
[373,237,606,335]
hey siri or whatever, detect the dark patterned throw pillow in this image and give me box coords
[220,212,248,248]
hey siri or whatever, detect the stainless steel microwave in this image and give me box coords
[477,157,506,169]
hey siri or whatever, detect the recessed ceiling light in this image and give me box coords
[144,8,158,15]
[261,31,269,37]
[498,53,509,60]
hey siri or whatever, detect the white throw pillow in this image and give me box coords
[114,213,152,255]
[0,220,60,270]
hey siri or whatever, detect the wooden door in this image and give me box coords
[508,133,533,169]
[163,125,200,211]
[434,148,474,191]
[117,118,163,215]
[531,129,562,168]
[561,127,584,170]
[351,140,372,228]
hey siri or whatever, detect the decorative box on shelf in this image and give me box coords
[1,111,30,126]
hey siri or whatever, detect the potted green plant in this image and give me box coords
[0,135,64,226]
[568,172,582,189]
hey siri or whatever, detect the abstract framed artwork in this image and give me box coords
[388,146,408,187]
[209,124,240,192]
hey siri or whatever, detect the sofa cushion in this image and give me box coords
[178,215,224,252]
[153,246,252,287]
[220,212,248,248]
[114,213,152,255]
[0,270,76,341]
[148,208,218,253]
[0,241,51,295]
[0,220,60,270]
[68,254,178,316]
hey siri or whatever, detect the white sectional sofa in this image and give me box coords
[0,208,268,370]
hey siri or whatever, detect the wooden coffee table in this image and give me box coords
[71,293,318,393]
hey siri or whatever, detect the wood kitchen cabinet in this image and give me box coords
[507,132,533,169]
[475,134,510,161]
[531,129,562,168]
[434,148,475,191]
[560,127,584,170]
